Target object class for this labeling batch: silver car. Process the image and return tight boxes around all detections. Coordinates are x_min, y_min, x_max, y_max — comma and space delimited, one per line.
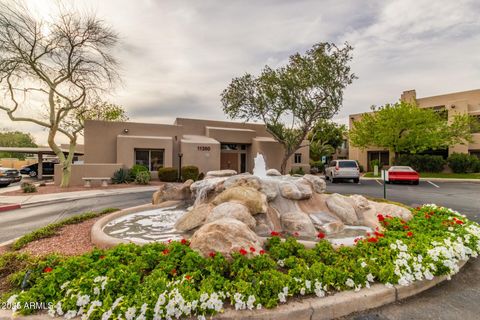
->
0, 167, 22, 187
325, 160, 360, 183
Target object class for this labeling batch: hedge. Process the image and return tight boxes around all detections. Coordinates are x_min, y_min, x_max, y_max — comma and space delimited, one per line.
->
158, 167, 178, 182
447, 153, 480, 173
394, 154, 445, 173
181, 165, 199, 182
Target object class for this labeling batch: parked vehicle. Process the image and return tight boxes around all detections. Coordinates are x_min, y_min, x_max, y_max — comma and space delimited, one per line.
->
385, 166, 419, 185
0, 167, 22, 187
325, 160, 360, 183
20, 162, 55, 177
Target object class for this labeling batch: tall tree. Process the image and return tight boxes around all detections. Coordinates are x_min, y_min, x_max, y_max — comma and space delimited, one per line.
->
0, 1, 121, 186
308, 120, 347, 161
0, 130, 36, 159
349, 101, 473, 163
221, 42, 355, 173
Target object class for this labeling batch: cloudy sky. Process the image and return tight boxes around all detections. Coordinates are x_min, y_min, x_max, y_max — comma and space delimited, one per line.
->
2, 0, 480, 144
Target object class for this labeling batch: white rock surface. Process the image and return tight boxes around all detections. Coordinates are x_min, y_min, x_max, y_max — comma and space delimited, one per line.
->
206, 202, 256, 229
174, 203, 213, 232
280, 211, 317, 237
325, 193, 359, 225
279, 180, 313, 200
301, 174, 326, 194
266, 169, 282, 176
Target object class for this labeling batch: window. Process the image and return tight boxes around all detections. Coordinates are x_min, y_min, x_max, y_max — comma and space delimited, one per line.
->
339, 161, 358, 168
135, 149, 164, 171
294, 153, 302, 164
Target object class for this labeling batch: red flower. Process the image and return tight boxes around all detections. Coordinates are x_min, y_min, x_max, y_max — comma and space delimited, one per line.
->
400, 220, 406, 225
99, 255, 106, 260
407, 231, 414, 237
403, 225, 409, 230
162, 249, 170, 255
43, 267, 53, 273
354, 238, 360, 243
171, 269, 177, 276
293, 232, 299, 237
367, 237, 378, 243
167, 239, 172, 243
270, 231, 280, 236
208, 251, 216, 258
383, 221, 389, 226
185, 274, 192, 281
259, 249, 266, 255
249, 246, 256, 252
377, 214, 385, 222
374, 231, 384, 238
455, 219, 464, 225
180, 238, 188, 245
239, 248, 248, 256
317, 232, 326, 239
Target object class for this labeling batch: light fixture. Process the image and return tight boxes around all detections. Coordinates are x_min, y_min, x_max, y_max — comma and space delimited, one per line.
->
123, 128, 129, 134
451, 105, 456, 109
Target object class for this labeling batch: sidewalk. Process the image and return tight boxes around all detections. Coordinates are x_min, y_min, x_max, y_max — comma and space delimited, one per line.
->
0, 185, 158, 209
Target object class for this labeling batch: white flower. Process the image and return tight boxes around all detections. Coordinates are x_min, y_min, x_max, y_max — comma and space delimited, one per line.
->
448, 227, 454, 231
246, 295, 256, 310
6, 294, 18, 305
94, 287, 100, 295
305, 280, 311, 290
390, 243, 397, 250
125, 307, 136, 320
277, 259, 285, 267
366, 273, 375, 282
278, 292, 286, 303
385, 282, 393, 288
76, 294, 90, 307
256, 303, 262, 309
60, 281, 70, 290
300, 288, 306, 295
65, 310, 77, 319
345, 278, 355, 288
360, 261, 367, 268
198, 315, 206, 320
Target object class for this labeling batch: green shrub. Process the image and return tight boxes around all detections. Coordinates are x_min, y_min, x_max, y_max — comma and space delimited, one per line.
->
447, 153, 480, 173
128, 164, 149, 181
21, 182, 37, 193
181, 165, 199, 182
369, 159, 380, 171
289, 167, 305, 175
309, 160, 324, 174
158, 167, 178, 182
395, 154, 445, 172
134, 171, 151, 185
112, 168, 130, 184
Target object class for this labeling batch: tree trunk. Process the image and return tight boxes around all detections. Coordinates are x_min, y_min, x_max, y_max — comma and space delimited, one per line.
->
60, 141, 76, 188
280, 151, 294, 175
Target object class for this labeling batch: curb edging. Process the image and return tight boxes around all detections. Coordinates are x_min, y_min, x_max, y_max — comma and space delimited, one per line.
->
0, 203, 21, 212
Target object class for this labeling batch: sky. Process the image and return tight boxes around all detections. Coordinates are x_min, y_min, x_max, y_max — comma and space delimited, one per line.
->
1, 0, 480, 145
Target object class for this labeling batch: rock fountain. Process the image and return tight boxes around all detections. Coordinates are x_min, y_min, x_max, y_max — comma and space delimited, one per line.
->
102, 154, 412, 258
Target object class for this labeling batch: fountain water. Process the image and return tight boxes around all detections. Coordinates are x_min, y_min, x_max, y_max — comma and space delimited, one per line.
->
252, 153, 267, 178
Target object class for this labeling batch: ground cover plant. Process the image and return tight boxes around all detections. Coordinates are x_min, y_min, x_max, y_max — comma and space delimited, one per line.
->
3, 205, 479, 319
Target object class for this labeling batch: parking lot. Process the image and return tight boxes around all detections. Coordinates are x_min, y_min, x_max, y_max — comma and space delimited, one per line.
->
326, 178, 480, 222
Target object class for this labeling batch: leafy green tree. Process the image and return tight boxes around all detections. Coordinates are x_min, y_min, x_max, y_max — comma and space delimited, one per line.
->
221, 42, 355, 173
308, 120, 347, 161
0, 130, 37, 159
349, 101, 473, 164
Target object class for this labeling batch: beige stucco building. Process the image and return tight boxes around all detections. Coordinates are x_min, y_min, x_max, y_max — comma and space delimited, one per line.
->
57, 118, 309, 186
349, 89, 480, 171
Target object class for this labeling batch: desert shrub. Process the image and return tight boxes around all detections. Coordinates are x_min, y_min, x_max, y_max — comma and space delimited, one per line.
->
369, 159, 380, 172
128, 164, 149, 181
289, 167, 305, 175
111, 168, 130, 184
309, 160, 324, 174
395, 154, 445, 172
21, 182, 37, 193
181, 165, 199, 182
158, 167, 178, 182
447, 153, 480, 173
134, 171, 151, 185
358, 164, 365, 173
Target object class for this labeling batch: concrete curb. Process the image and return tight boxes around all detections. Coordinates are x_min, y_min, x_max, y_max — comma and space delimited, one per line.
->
91, 201, 184, 249
0, 261, 468, 320
0, 203, 21, 212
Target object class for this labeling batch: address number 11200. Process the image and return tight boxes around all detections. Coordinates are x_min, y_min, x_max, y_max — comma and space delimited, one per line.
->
197, 146, 211, 151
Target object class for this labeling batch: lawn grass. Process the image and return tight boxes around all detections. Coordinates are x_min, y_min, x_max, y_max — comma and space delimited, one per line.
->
363, 172, 480, 179
11, 208, 119, 250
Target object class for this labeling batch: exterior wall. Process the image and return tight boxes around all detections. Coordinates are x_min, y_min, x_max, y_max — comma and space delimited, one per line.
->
116, 135, 173, 168
206, 126, 256, 144
175, 118, 270, 136
251, 138, 310, 173
348, 89, 480, 169
54, 163, 123, 186
180, 137, 221, 174
0, 158, 37, 169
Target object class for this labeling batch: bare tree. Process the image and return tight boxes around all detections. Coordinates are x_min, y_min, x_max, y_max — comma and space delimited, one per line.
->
0, 1, 121, 186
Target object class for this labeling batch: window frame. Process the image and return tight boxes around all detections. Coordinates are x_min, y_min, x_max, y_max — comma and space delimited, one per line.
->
294, 153, 302, 164
134, 148, 165, 171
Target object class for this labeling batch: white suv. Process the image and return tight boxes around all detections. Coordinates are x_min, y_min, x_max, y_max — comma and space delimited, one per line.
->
325, 160, 360, 183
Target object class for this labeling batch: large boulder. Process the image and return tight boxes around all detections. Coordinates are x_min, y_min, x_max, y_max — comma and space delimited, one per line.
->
266, 169, 282, 176
254, 207, 282, 236
301, 174, 326, 194
189, 218, 263, 259
346, 195, 371, 214
174, 203, 213, 232
190, 178, 227, 204
206, 202, 256, 229
152, 180, 193, 204
308, 211, 345, 234
325, 193, 359, 225
223, 175, 261, 190
280, 211, 317, 238
371, 202, 413, 221
212, 186, 268, 214
279, 180, 313, 200
205, 170, 237, 179
259, 179, 279, 201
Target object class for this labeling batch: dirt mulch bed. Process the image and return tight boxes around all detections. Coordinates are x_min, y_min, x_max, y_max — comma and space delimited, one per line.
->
1, 180, 164, 196
17, 217, 102, 257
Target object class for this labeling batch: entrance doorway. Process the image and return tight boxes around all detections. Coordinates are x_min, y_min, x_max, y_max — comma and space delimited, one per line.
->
220, 144, 248, 173
367, 151, 389, 171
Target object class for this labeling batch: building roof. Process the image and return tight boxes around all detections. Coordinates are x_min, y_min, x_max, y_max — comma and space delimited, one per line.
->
0, 147, 84, 155
181, 135, 220, 144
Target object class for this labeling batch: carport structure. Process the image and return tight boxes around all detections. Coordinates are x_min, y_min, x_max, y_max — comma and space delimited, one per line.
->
0, 147, 84, 179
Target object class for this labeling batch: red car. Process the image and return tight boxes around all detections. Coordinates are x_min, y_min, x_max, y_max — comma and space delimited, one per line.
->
386, 166, 419, 185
